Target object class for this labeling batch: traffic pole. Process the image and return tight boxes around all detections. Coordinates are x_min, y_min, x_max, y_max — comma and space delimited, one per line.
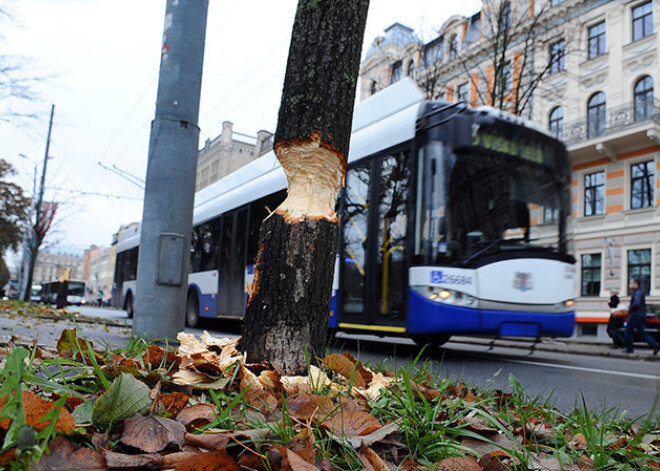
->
133, 0, 209, 339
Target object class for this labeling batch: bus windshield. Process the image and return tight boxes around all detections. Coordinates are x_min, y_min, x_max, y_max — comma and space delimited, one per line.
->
415, 140, 570, 265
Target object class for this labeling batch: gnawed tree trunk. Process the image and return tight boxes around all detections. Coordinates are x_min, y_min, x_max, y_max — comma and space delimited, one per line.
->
241, 0, 369, 375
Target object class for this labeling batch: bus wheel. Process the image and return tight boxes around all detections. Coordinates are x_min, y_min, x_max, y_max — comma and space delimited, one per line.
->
412, 335, 450, 350
186, 293, 199, 328
125, 292, 134, 319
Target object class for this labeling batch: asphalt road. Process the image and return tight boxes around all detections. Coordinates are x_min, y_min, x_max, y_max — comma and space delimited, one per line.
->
74, 305, 660, 420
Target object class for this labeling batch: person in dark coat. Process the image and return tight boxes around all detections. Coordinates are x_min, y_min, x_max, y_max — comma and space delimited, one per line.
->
606, 290, 624, 348
624, 278, 660, 355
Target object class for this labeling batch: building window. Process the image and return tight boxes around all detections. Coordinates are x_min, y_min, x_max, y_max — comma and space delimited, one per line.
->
550, 39, 566, 74
587, 92, 606, 138
634, 75, 654, 122
581, 253, 601, 296
500, 2, 512, 30
631, 160, 654, 209
424, 38, 444, 65
449, 35, 458, 60
370, 81, 377, 96
407, 60, 415, 77
549, 106, 564, 140
628, 249, 652, 295
390, 61, 402, 85
588, 21, 606, 59
633, 1, 653, 42
544, 206, 558, 223
584, 171, 605, 216
457, 82, 469, 103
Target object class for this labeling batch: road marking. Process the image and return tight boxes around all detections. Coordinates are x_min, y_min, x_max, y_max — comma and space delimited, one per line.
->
505, 358, 660, 381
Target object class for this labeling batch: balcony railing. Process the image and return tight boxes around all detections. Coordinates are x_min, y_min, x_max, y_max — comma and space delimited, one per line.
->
563, 98, 660, 146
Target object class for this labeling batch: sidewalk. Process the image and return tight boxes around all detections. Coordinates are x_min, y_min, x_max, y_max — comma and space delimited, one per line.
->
450, 335, 660, 361
1, 302, 659, 360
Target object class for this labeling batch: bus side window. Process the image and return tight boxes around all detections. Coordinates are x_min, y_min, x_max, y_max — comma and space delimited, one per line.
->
247, 190, 287, 265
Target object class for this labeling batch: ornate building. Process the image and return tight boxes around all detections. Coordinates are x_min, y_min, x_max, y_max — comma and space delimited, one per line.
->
196, 121, 273, 191
360, 0, 659, 338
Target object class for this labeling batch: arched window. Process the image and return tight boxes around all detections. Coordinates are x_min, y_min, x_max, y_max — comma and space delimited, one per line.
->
634, 75, 654, 121
449, 35, 458, 60
549, 106, 564, 140
407, 60, 415, 78
370, 81, 377, 96
501, 2, 512, 30
587, 92, 606, 139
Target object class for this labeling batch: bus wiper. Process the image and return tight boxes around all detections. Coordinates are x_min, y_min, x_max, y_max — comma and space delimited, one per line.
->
461, 238, 503, 266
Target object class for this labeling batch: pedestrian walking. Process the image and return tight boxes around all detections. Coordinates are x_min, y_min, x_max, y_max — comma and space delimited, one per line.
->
624, 278, 660, 355
606, 290, 624, 348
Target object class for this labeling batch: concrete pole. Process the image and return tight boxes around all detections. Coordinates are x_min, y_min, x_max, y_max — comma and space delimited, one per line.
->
133, 0, 209, 339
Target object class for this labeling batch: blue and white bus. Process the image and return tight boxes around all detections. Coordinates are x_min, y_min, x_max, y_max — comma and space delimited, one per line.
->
114, 78, 576, 344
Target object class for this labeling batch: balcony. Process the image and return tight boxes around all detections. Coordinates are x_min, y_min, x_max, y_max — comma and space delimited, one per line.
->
564, 99, 660, 162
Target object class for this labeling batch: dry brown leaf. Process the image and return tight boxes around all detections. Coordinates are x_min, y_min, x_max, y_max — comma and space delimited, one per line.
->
239, 363, 278, 409
239, 452, 269, 471
577, 456, 596, 470
323, 410, 382, 437
184, 431, 231, 450
463, 417, 499, 435
525, 421, 555, 441
478, 450, 513, 471
358, 446, 389, 471
569, 432, 587, 449
287, 394, 335, 422
322, 353, 370, 388
104, 450, 198, 469
0, 447, 15, 467
532, 452, 580, 471
176, 403, 218, 431
120, 413, 186, 453
177, 332, 209, 355
32, 437, 106, 471
142, 345, 180, 370
174, 447, 241, 471
288, 428, 316, 464
0, 390, 75, 433
160, 391, 190, 415
435, 456, 482, 471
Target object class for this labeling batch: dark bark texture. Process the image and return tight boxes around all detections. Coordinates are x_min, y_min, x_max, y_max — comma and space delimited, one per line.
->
241, 0, 369, 375
242, 213, 338, 373
274, 0, 370, 156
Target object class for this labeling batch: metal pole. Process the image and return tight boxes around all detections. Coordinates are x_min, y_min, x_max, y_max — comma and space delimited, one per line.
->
18, 160, 37, 301
23, 104, 54, 301
133, 0, 209, 339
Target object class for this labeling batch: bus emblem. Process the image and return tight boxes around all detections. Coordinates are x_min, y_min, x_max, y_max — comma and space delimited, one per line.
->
513, 272, 533, 291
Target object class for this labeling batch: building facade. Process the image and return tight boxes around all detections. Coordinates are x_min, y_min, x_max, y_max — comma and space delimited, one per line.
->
32, 251, 84, 286
196, 121, 273, 191
83, 245, 113, 304
359, 0, 659, 338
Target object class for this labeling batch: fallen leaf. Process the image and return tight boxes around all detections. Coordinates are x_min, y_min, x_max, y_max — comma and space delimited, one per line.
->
323, 410, 381, 437
478, 450, 512, 471
322, 353, 371, 388
0, 448, 15, 467
160, 391, 190, 415
435, 456, 482, 471
532, 452, 580, 471
32, 437, 106, 471
174, 447, 241, 471
120, 413, 186, 453
569, 433, 587, 449
185, 432, 231, 450
287, 394, 335, 422
239, 452, 269, 471
328, 420, 400, 449
288, 428, 315, 464
104, 450, 198, 469
358, 446, 389, 471
176, 403, 218, 431
72, 400, 96, 425
92, 373, 152, 425
0, 390, 75, 433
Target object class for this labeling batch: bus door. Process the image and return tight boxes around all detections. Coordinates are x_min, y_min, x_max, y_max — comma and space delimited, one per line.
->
339, 151, 410, 329
218, 207, 248, 318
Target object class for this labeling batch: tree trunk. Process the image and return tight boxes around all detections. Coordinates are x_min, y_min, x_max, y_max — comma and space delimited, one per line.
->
241, 0, 369, 375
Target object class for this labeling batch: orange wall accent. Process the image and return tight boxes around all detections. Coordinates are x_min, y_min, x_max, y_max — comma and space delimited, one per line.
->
572, 195, 578, 203
470, 73, 479, 107
606, 204, 624, 214
530, 217, 538, 226
447, 85, 455, 102
529, 0, 534, 17
617, 146, 660, 161
572, 179, 578, 187
607, 170, 624, 180
462, 22, 468, 41
606, 187, 623, 196
512, 52, 522, 107
572, 158, 611, 171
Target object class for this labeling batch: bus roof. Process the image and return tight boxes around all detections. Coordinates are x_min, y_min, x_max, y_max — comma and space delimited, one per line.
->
193, 78, 425, 225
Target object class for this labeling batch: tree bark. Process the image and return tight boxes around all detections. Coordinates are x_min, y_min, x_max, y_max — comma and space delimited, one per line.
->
242, 0, 369, 375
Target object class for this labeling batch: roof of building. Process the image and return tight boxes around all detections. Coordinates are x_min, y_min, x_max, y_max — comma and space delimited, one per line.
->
365, 23, 416, 60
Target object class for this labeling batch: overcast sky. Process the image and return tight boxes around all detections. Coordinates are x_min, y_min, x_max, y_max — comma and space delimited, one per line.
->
0, 0, 478, 262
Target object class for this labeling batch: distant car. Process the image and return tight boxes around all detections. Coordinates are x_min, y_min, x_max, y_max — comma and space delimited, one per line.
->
614, 303, 660, 344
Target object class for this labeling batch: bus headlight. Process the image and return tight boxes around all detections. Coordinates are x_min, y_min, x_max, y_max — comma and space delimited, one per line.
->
413, 286, 478, 308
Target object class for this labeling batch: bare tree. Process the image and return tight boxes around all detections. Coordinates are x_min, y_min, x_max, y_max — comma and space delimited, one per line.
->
242, 0, 370, 375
